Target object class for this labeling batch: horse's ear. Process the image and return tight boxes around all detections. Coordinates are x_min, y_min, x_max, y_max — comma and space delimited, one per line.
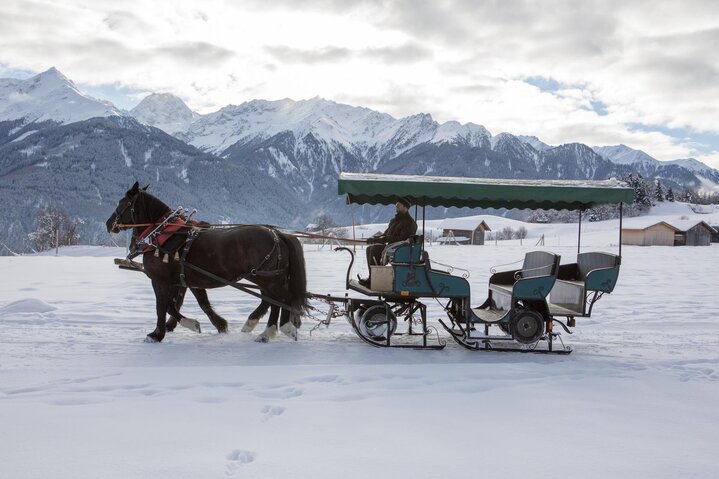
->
142, 184, 149, 191
129, 181, 139, 195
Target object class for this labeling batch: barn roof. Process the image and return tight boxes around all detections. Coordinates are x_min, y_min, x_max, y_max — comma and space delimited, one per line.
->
440, 218, 491, 231
671, 220, 718, 233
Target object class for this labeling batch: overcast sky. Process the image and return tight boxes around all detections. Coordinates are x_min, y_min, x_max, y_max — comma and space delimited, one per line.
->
1, 0, 718, 167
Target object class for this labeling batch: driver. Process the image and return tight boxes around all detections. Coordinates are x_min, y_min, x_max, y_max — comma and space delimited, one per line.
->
359, 197, 417, 286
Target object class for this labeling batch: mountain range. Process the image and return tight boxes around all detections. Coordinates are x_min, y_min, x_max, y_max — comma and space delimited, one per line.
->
1, 67, 718, 253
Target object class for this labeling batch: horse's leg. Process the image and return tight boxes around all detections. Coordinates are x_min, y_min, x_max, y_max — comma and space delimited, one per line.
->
165, 286, 184, 332
166, 287, 202, 334
241, 299, 270, 333
147, 279, 172, 343
256, 305, 279, 342
190, 288, 228, 333
279, 308, 298, 340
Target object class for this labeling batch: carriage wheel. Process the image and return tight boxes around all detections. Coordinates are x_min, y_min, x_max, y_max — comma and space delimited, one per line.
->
359, 305, 398, 341
511, 310, 544, 344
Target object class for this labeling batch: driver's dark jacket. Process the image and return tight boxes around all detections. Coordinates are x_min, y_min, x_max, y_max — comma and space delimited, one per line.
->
371, 212, 417, 245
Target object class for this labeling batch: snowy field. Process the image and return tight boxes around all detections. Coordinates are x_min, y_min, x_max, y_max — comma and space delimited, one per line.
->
2, 205, 719, 478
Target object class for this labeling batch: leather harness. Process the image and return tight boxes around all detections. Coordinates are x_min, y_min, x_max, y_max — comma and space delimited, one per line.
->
129, 212, 287, 289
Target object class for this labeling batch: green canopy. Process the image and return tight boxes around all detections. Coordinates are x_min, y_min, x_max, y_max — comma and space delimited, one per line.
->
338, 173, 634, 210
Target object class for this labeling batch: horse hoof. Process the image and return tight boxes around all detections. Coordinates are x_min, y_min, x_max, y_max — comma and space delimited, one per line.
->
144, 334, 162, 343
179, 317, 202, 333
280, 322, 298, 341
255, 325, 277, 343
241, 318, 260, 333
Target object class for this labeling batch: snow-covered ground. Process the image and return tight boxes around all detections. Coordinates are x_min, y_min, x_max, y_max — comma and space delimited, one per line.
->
2, 203, 719, 478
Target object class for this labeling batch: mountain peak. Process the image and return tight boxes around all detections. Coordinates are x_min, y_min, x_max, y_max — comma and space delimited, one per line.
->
38, 66, 72, 82
517, 135, 551, 152
0, 67, 122, 124
593, 144, 658, 166
130, 93, 199, 135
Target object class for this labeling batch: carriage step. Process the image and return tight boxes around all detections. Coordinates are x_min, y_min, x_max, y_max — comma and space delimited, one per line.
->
470, 307, 507, 323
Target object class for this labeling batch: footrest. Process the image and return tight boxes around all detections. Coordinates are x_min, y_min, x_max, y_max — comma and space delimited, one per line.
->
471, 307, 508, 323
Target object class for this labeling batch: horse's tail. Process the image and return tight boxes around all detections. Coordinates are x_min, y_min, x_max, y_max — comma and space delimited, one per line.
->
279, 232, 309, 325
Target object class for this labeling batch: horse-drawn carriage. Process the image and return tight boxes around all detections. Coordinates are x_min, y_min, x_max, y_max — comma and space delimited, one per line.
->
109, 172, 632, 353
310, 173, 633, 354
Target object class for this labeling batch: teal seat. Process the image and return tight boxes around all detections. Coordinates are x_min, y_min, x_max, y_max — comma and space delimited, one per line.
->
383, 235, 423, 264
549, 252, 621, 317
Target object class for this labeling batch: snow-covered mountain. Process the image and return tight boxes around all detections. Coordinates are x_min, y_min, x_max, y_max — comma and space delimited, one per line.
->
665, 158, 716, 174
2, 67, 719, 253
130, 93, 200, 135
592, 144, 659, 167
0, 115, 301, 250
592, 144, 719, 187
0, 67, 123, 125
181, 98, 490, 160
517, 135, 552, 152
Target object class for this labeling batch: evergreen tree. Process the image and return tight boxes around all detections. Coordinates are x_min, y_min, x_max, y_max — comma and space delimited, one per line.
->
621, 172, 652, 211
666, 186, 675, 202
654, 178, 665, 202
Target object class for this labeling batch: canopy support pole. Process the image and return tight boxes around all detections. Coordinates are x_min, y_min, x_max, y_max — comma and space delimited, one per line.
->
619, 202, 623, 259
422, 206, 426, 252
349, 195, 357, 255
577, 209, 583, 255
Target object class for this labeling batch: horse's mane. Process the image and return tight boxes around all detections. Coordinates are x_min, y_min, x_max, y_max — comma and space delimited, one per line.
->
138, 190, 171, 222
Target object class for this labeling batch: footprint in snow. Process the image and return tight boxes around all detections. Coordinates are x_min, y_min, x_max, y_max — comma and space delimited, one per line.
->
260, 405, 285, 422
225, 450, 256, 476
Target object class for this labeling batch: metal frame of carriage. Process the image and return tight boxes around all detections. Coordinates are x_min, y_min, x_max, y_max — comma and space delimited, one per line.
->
309, 172, 633, 354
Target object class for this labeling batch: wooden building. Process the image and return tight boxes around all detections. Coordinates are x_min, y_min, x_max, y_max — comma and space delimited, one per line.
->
622, 219, 717, 246
672, 220, 716, 246
621, 221, 678, 246
439, 218, 491, 245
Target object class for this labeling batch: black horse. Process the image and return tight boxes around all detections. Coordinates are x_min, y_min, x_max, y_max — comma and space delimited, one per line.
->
106, 182, 309, 343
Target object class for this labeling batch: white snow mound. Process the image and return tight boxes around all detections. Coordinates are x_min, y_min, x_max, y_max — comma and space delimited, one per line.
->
0, 298, 58, 314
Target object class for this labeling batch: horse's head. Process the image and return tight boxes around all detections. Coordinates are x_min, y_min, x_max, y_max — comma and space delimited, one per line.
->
106, 181, 148, 233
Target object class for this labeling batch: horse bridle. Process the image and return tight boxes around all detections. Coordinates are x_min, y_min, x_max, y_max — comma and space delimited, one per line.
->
111, 192, 141, 232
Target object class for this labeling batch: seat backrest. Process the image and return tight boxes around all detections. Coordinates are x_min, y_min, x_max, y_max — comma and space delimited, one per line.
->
577, 252, 620, 280
521, 251, 560, 278
384, 235, 423, 264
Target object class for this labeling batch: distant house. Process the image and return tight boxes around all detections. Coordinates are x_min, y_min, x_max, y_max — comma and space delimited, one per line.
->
622, 219, 717, 246
439, 218, 491, 245
671, 220, 716, 246
622, 220, 678, 246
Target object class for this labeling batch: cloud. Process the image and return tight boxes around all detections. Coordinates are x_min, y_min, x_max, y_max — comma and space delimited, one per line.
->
1, 0, 718, 164
265, 43, 430, 65
103, 11, 149, 33
8, 91, 32, 103
154, 42, 234, 65
265, 46, 352, 64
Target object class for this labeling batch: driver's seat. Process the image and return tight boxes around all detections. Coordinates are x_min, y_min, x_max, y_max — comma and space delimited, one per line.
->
381, 235, 424, 265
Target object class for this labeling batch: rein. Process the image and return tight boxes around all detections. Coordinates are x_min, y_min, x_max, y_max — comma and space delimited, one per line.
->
115, 221, 367, 244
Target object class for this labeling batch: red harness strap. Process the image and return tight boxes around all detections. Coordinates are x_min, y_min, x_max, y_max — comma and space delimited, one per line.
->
138, 217, 198, 253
